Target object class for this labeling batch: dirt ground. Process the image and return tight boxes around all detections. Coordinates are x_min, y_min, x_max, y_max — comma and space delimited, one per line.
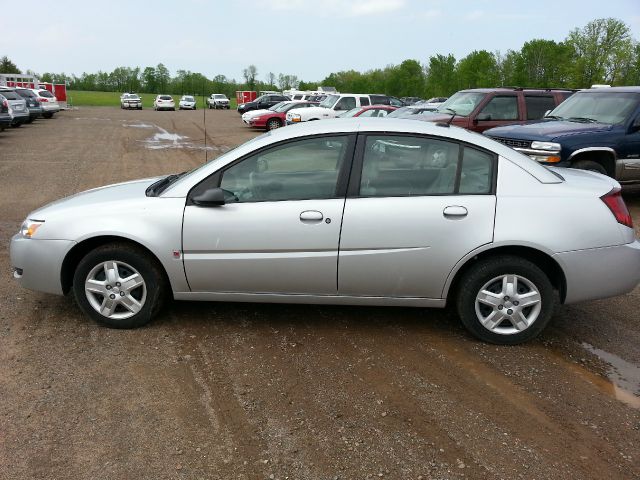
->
0, 107, 639, 480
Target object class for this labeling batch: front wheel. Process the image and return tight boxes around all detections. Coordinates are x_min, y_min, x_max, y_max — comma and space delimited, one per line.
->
572, 160, 607, 176
456, 255, 554, 344
266, 118, 282, 130
73, 243, 167, 329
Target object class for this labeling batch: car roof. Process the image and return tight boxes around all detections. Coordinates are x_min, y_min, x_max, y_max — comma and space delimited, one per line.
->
458, 87, 575, 93
578, 86, 640, 94
164, 118, 559, 197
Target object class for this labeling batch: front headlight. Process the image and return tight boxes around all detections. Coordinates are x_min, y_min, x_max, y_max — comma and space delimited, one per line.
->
531, 141, 561, 152
291, 114, 301, 122
20, 219, 44, 238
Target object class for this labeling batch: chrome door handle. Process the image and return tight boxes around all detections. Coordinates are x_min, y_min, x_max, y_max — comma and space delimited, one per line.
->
443, 206, 468, 218
300, 210, 324, 222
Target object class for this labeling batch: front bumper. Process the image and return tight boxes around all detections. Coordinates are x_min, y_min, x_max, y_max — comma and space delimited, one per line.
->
123, 103, 142, 109
556, 240, 640, 304
10, 235, 75, 296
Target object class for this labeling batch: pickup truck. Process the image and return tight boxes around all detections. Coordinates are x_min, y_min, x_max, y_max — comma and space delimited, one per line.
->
286, 93, 373, 124
484, 87, 640, 183
207, 94, 230, 109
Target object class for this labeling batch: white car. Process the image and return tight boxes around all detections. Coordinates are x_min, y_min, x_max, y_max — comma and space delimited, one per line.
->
120, 93, 142, 110
30, 89, 60, 118
206, 94, 230, 109
179, 95, 197, 110
153, 95, 175, 111
286, 94, 371, 124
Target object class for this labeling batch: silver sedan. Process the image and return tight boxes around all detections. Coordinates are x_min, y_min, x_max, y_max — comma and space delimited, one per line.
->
10, 119, 640, 344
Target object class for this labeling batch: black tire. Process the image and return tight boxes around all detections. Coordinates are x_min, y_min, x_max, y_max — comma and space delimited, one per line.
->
266, 118, 282, 130
456, 255, 555, 345
72, 243, 167, 329
572, 160, 607, 176
11, 122, 22, 128
42, 112, 53, 119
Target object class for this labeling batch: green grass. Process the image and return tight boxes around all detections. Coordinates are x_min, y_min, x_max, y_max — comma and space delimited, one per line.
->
67, 90, 237, 109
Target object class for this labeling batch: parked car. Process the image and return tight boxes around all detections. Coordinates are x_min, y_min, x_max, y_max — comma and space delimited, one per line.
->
120, 93, 142, 110
237, 94, 290, 114
207, 94, 230, 109
419, 88, 574, 133
153, 95, 175, 111
416, 97, 448, 110
0, 93, 11, 131
0, 88, 29, 127
241, 102, 288, 125
179, 95, 197, 110
247, 101, 318, 130
387, 105, 441, 119
401, 97, 423, 105
286, 93, 373, 124
30, 89, 60, 118
338, 105, 397, 118
484, 86, 640, 183
15, 88, 43, 122
10, 119, 640, 344
369, 94, 405, 107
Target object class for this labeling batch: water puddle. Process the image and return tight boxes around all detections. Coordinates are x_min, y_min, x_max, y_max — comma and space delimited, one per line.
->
581, 343, 640, 409
140, 126, 219, 151
123, 122, 154, 129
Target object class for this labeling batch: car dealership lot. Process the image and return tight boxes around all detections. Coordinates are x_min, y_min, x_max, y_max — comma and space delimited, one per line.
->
1, 108, 639, 479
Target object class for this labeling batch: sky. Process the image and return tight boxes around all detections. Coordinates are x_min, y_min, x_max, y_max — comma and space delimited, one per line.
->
1, 0, 639, 82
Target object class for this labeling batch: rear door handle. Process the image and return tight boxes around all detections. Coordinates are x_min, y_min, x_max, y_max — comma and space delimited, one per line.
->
300, 210, 324, 222
443, 205, 468, 218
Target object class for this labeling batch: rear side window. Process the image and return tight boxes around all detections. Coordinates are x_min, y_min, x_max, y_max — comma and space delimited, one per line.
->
358, 135, 495, 197
525, 95, 556, 120
360, 97, 370, 106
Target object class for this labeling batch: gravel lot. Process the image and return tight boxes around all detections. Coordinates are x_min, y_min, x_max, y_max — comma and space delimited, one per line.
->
0, 107, 639, 480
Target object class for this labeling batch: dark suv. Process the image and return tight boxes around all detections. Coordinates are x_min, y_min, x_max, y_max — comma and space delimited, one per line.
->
484, 87, 640, 183
420, 87, 574, 133
237, 94, 290, 114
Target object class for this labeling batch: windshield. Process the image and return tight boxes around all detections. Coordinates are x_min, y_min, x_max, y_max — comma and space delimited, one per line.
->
340, 107, 361, 118
548, 91, 639, 125
436, 92, 485, 116
183, 96, 194, 101
39, 90, 55, 98
274, 102, 294, 112
267, 102, 286, 111
319, 95, 339, 108
214, 94, 227, 99
124, 94, 139, 99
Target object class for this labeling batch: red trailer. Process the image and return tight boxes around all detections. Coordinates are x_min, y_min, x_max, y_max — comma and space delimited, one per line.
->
0, 73, 39, 89
236, 90, 257, 105
39, 82, 67, 106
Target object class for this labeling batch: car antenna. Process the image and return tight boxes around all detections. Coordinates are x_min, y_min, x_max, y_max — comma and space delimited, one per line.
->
445, 111, 456, 126
202, 81, 207, 163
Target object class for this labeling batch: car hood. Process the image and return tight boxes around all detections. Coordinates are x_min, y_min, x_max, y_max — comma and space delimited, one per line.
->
28, 176, 163, 219
485, 120, 613, 141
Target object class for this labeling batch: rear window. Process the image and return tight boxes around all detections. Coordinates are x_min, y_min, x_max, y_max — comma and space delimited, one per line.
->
38, 90, 55, 98
16, 89, 36, 98
0, 91, 20, 100
160, 95, 172, 100
525, 95, 556, 120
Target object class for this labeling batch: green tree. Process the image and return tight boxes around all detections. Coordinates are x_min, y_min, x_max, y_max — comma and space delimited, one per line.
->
457, 50, 499, 89
156, 63, 170, 92
566, 17, 634, 86
385, 59, 425, 97
242, 65, 258, 90
425, 54, 457, 97
142, 67, 157, 93
0, 56, 20, 74
510, 40, 573, 87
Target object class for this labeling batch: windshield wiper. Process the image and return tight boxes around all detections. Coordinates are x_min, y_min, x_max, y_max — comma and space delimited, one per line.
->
567, 116, 598, 123
544, 115, 564, 120
440, 107, 457, 115
146, 172, 186, 197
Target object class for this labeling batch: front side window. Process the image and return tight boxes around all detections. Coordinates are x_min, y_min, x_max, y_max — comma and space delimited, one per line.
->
220, 136, 349, 203
335, 97, 356, 111
359, 135, 495, 197
478, 95, 519, 120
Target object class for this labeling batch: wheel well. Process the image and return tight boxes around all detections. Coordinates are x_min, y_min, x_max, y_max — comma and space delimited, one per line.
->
446, 246, 567, 306
571, 151, 616, 177
60, 236, 171, 295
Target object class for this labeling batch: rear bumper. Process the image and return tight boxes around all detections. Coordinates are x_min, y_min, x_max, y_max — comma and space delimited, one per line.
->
41, 104, 60, 113
556, 240, 640, 304
10, 235, 75, 296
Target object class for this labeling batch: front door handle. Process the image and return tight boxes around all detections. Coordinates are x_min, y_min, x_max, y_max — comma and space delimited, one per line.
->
300, 210, 324, 222
443, 205, 468, 218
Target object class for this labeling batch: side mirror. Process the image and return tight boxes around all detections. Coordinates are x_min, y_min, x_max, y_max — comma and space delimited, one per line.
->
544, 109, 552, 117
193, 188, 228, 206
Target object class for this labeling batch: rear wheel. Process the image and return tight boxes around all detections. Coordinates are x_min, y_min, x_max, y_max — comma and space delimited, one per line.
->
73, 243, 166, 329
456, 255, 554, 344
573, 160, 607, 176
43, 112, 53, 119
266, 118, 282, 130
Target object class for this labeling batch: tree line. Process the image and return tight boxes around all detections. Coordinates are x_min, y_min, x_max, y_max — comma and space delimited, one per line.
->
2, 18, 638, 99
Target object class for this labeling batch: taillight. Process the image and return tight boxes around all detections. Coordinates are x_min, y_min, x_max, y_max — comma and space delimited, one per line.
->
601, 188, 633, 228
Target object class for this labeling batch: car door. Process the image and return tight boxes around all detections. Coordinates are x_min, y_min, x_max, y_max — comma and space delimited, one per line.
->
338, 134, 496, 299
182, 134, 355, 295
619, 113, 640, 182
471, 94, 521, 132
